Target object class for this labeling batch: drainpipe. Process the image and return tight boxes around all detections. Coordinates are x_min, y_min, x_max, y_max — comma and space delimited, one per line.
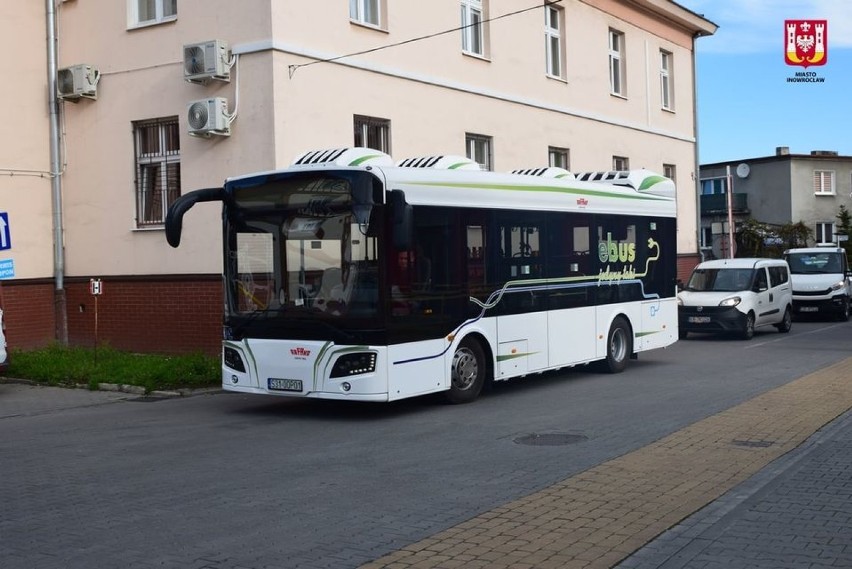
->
691, 31, 704, 264
46, 0, 68, 345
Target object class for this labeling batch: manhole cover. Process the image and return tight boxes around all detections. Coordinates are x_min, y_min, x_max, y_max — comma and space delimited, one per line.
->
731, 439, 776, 448
513, 433, 588, 446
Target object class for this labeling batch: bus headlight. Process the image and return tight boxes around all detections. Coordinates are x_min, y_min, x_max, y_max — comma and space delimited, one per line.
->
223, 346, 246, 372
331, 352, 377, 378
719, 296, 741, 307
830, 280, 846, 291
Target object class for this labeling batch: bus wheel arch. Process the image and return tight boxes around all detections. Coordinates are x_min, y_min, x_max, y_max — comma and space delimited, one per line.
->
603, 315, 633, 374
445, 333, 491, 404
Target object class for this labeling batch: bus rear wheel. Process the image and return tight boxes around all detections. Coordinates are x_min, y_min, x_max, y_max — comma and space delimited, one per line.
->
603, 317, 632, 374
446, 338, 486, 404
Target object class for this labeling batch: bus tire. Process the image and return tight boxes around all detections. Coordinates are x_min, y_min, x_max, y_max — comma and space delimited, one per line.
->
446, 338, 486, 404
603, 317, 632, 374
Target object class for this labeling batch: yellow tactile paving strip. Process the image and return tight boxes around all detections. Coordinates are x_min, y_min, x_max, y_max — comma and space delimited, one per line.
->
362, 357, 852, 569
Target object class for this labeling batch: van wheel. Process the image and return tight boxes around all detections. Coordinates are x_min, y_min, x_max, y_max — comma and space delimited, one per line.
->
837, 298, 850, 322
740, 312, 755, 340
775, 307, 792, 333
679, 329, 688, 340
603, 317, 632, 373
446, 338, 486, 404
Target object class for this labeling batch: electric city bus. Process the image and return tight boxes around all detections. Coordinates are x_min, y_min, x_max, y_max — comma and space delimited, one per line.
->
166, 147, 678, 403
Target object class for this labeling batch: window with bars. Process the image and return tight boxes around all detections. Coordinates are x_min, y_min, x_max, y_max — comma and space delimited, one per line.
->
663, 163, 676, 180
128, 0, 176, 27
466, 133, 492, 171
660, 50, 674, 110
545, 5, 564, 79
548, 147, 570, 170
133, 117, 181, 227
354, 115, 391, 153
816, 222, 834, 244
609, 29, 626, 96
461, 0, 487, 57
613, 156, 629, 170
814, 170, 835, 194
349, 0, 382, 28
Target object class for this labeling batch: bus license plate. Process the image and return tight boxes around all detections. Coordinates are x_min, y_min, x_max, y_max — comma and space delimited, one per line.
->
268, 378, 303, 392
688, 316, 710, 324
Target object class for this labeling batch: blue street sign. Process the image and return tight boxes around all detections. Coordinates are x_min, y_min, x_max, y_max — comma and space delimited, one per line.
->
0, 212, 10, 251
0, 258, 14, 279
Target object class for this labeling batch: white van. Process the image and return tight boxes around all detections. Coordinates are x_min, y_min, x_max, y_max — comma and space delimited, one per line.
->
0, 307, 7, 373
783, 246, 851, 321
678, 258, 793, 340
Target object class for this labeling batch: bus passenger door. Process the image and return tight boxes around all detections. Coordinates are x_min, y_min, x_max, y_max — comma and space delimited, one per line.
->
493, 216, 549, 378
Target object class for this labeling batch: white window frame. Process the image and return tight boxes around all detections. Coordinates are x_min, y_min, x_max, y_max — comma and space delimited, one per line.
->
461, 0, 487, 57
814, 170, 835, 195
660, 50, 674, 110
545, 5, 564, 79
349, 0, 382, 29
133, 117, 181, 228
127, 0, 177, 29
700, 177, 727, 195
613, 156, 629, 171
548, 146, 570, 170
466, 133, 492, 171
354, 115, 391, 153
609, 29, 626, 96
816, 222, 835, 244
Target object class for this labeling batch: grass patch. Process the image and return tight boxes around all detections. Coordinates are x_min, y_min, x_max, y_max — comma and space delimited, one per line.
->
7, 344, 220, 393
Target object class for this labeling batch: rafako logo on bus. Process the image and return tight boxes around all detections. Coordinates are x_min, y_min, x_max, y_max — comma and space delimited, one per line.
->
290, 347, 311, 358
598, 232, 637, 282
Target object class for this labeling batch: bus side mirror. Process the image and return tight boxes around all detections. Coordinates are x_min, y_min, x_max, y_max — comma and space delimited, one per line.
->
389, 189, 412, 250
165, 187, 225, 247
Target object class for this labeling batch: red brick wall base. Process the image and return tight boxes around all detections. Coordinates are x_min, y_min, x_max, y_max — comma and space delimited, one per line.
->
1, 275, 222, 356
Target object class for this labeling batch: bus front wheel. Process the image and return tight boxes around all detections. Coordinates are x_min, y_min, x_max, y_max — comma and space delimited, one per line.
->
603, 317, 632, 374
446, 338, 486, 404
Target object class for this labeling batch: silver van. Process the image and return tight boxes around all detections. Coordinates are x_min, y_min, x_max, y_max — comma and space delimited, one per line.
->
678, 258, 793, 340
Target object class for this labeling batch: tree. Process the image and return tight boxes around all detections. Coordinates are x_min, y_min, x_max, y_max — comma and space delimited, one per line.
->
836, 205, 852, 257
736, 219, 811, 258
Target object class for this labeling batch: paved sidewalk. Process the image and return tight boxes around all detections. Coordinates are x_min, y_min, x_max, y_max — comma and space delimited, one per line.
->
0, 380, 130, 419
361, 357, 852, 568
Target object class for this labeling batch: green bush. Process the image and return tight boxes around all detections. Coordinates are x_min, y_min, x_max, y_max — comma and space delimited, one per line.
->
7, 344, 220, 393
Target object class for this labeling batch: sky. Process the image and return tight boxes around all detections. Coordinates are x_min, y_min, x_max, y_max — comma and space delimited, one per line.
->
674, 0, 852, 164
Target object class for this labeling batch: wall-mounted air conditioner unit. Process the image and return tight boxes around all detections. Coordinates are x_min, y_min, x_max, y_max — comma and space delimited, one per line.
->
187, 97, 231, 137
183, 40, 230, 84
57, 64, 99, 101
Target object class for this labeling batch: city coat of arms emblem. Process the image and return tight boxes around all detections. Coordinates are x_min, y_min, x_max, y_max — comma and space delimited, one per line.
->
785, 20, 827, 67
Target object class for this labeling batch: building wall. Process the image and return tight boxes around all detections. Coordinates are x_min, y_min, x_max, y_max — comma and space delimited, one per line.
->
790, 158, 852, 241
3, 0, 714, 353
700, 152, 852, 251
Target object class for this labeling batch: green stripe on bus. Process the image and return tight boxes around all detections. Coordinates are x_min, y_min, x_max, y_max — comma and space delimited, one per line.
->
496, 352, 537, 362
408, 181, 666, 201
638, 176, 668, 191
348, 155, 383, 166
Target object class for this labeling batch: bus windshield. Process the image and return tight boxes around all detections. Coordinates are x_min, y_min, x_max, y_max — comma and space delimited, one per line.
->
224, 173, 381, 331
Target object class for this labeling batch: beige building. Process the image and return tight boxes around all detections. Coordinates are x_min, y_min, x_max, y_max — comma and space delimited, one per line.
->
0, 0, 715, 353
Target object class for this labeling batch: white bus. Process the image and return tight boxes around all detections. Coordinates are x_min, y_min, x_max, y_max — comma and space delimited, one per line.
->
166, 148, 678, 403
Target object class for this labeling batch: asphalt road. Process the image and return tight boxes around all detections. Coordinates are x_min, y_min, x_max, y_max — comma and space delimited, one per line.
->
2, 319, 851, 569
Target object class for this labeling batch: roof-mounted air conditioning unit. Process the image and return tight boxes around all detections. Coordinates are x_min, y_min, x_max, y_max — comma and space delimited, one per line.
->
183, 40, 230, 84
187, 97, 231, 138
57, 64, 99, 101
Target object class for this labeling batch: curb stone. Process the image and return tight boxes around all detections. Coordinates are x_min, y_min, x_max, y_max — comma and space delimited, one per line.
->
1, 376, 222, 398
